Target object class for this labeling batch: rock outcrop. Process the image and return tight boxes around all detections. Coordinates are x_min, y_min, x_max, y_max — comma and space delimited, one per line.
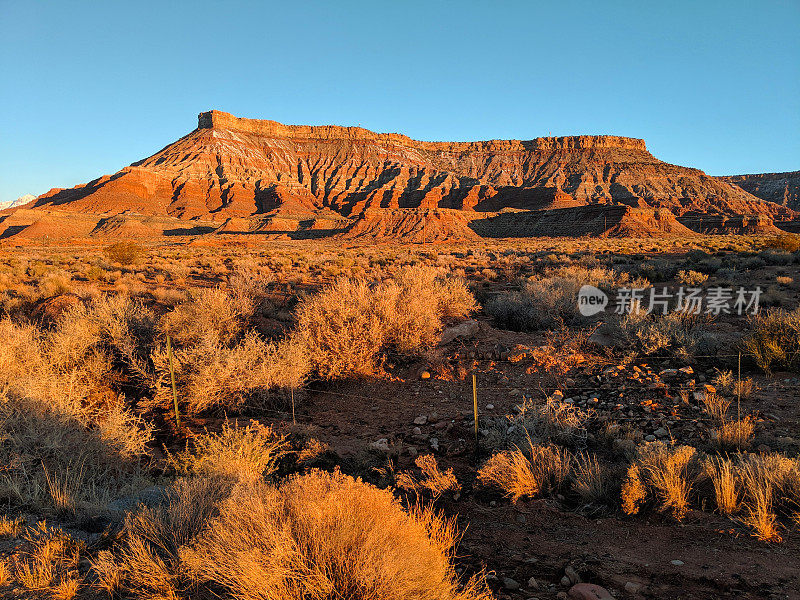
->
720, 171, 800, 212
9, 111, 796, 241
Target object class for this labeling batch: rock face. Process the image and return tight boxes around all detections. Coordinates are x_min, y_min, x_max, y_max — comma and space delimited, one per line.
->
721, 171, 800, 211
10, 110, 797, 240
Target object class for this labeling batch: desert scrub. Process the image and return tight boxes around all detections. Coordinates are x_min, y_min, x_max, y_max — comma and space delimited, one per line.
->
102, 471, 490, 600
478, 441, 571, 501
104, 241, 145, 266
616, 307, 714, 358
294, 266, 474, 379
483, 394, 593, 450
167, 420, 288, 484
396, 454, 460, 500
620, 441, 700, 520
742, 307, 800, 373
485, 265, 646, 331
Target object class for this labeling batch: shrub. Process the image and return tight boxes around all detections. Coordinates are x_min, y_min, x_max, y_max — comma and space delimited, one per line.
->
93, 477, 232, 600
742, 308, 800, 373
182, 471, 490, 600
294, 266, 474, 379
677, 269, 709, 285
168, 420, 288, 484
478, 441, 571, 501
104, 241, 144, 266
616, 307, 710, 358
396, 455, 461, 500
762, 234, 800, 252
485, 265, 644, 332
621, 442, 699, 520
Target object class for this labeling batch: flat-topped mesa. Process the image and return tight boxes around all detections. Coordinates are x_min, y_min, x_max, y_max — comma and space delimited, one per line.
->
196, 110, 647, 152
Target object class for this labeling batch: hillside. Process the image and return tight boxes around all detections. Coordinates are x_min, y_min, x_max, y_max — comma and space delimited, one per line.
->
720, 170, 800, 212
7, 111, 797, 240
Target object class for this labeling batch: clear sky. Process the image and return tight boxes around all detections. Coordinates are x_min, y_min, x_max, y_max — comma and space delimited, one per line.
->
1, 0, 798, 204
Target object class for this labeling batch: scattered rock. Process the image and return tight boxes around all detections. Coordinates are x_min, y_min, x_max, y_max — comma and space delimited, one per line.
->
104, 485, 167, 522
568, 583, 614, 600
438, 319, 480, 346
624, 581, 642, 594
369, 438, 390, 452
564, 565, 581, 585
503, 577, 521, 590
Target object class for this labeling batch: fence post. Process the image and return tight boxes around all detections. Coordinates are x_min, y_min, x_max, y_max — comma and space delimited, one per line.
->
737, 352, 742, 421
472, 372, 479, 457
167, 335, 180, 429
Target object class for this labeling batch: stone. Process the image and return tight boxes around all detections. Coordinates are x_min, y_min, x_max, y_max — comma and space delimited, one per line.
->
670, 559, 684, 566
561, 576, 572, 587
624, 581, 642, 594
413, 416, 428, 425
412, 426, 422, 435
644, 434, 656, 442
568, 583, 614, 600
503, 577, 521, 590
564, 565, 581, 585
104, 485, 167, 522
438, 319, 480, 346
653, 427, 669, 438
369, 439, 390, 452
486, 404, 495, 410
527, 577, 540, 589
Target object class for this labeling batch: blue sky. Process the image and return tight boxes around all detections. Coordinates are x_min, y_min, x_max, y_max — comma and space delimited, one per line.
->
1, 0, 798, 203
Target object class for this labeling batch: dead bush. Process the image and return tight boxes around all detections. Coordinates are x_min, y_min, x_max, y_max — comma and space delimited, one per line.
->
182, 470, 490, 600
294, 266, 474, 379
104, 242, 144, 266
742, 307, 800, 373
396, 455, 461, 500
478, 441, 571, 501
621, 442, 699, 520
168, 420, 288, 484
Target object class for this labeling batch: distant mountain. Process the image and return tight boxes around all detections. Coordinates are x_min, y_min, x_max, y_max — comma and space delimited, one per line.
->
720, 171, 800, 212
7, 111, 797, 240
0, 194, 35, 211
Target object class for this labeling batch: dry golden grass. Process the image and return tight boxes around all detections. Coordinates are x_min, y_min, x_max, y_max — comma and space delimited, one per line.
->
295, 266, 474, 379
713, 415, 756, 450
168, 420, 288, 484
478, 441, 571, 501
738, 458, 782, 542
182, 470, 489, 600
621, 442, 698, 520
13, 522, 83, 592
0, 515, 23, 538
621, 464, 648, 516
396, 454, 461, 500
573, 453, 612, 504
701, 393, 731, 423
704, 457, 740, 515
93, 477, 232, 600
